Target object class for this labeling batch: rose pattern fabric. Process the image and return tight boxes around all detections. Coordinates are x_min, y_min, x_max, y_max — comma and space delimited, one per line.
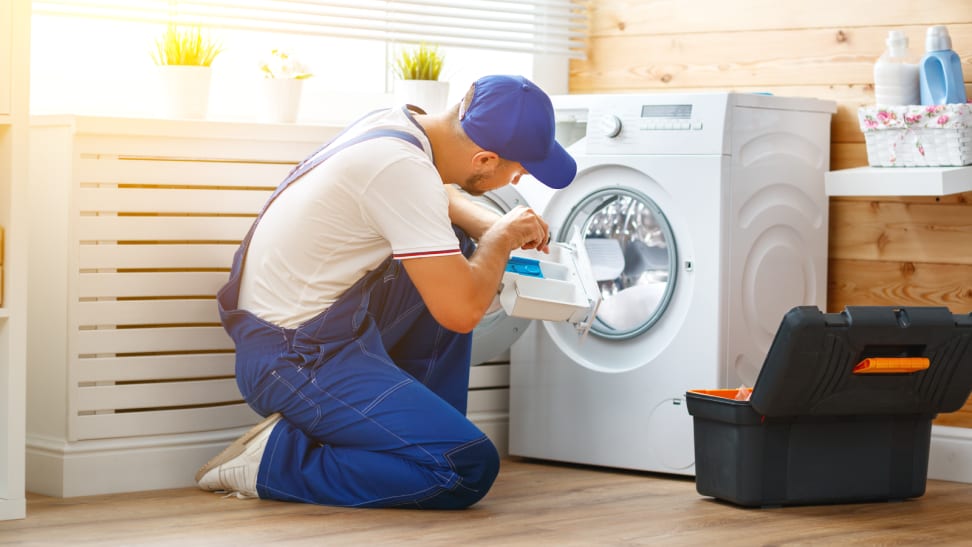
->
859, 104, 970, 131
858, 103, 972, 165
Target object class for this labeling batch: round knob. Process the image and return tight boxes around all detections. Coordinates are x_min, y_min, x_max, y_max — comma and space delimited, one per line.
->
600, 115, 622, 138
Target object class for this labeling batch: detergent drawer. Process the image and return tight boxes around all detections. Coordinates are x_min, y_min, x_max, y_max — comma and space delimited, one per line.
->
499, 228, 600, 332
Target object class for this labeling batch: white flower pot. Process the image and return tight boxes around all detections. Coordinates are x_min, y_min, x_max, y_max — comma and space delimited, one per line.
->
394, 79, 450, 115
157, 65, 212, 120
259, 78, 305, 123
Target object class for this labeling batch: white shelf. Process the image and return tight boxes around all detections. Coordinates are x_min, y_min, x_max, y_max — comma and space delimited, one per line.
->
825, 165, 972, 197
0, 308, 9, 319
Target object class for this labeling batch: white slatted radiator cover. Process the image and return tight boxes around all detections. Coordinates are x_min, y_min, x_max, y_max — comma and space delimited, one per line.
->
68, 119, 322, 442
26, 116, 511, 496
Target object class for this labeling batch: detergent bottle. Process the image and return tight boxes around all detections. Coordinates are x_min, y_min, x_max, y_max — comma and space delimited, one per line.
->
873, 30, 920, 106
919, 25, 967, 105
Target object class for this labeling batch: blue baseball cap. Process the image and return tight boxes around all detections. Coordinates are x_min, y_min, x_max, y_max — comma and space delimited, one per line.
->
461, 75, 576, 189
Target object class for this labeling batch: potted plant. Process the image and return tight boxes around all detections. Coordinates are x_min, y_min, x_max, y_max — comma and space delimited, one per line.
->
258, 49, 313, 123
152, 24, 224, 119
392, 43, 449, 114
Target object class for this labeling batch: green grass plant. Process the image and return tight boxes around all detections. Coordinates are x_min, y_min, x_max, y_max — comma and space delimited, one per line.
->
392, 43, 445, 81
152, 24, 223, 67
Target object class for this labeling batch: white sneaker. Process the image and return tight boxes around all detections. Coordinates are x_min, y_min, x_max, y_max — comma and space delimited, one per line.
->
195, 413, 282, 499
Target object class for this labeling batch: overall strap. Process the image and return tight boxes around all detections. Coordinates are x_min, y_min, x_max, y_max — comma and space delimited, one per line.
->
241, 127, 423, 254
284, 108, 383, 181
218, 124, 425, 314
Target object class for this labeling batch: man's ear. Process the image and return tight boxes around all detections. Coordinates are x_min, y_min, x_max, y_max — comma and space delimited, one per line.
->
471, 150, 500, 172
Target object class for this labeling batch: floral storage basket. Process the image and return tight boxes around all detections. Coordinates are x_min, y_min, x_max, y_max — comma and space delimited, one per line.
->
858, 103, 972, 167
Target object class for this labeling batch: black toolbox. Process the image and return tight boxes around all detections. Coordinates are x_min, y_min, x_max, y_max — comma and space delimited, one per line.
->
686, 306, 972, 507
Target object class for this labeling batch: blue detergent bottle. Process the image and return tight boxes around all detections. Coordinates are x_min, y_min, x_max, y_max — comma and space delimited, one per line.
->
919, 25, 967, 105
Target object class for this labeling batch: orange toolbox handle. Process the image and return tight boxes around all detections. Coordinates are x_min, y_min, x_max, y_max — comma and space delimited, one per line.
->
853, 357, 930, 374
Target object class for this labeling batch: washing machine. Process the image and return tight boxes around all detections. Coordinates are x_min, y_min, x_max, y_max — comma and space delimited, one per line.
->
507, 92, 837, 475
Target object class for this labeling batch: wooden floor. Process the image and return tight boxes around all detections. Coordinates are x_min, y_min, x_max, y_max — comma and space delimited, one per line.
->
5, 458, 972, 546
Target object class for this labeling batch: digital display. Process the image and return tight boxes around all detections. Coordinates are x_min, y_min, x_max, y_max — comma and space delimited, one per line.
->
641, 104, 693, 119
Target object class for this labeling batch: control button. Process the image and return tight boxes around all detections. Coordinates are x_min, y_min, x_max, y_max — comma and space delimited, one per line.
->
600, 115, 623, 138
692, 120, 703, 130
678, 120, 691, 130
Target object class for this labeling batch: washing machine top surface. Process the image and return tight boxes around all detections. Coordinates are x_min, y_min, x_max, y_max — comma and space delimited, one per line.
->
550, 92, 836, 157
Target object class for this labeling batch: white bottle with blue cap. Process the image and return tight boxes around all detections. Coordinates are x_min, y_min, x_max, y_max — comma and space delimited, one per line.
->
918, 25, 967, 105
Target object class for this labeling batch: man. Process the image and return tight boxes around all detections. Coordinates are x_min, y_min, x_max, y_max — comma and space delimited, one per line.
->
196, 74, 576, 509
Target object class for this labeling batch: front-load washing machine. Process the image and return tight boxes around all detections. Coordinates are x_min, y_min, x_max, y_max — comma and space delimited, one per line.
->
508, 92, 837, 475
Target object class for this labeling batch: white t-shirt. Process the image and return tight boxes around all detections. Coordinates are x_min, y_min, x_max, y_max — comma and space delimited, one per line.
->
238, 107, 462, 328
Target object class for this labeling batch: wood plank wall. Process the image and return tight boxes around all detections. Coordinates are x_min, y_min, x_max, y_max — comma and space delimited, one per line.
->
571, 0, 972, 427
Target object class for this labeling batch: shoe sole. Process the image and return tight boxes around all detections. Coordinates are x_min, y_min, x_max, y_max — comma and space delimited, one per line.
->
194, 412, 282, 484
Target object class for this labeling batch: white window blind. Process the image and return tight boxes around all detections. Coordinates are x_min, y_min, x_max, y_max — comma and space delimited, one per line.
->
33, 0, 589, 58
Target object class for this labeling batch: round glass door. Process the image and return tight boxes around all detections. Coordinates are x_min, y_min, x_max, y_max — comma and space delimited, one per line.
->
559, 188, 677, 340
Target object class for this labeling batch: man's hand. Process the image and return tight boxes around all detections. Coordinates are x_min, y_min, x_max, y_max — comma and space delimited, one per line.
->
402, 204, 551, 333
487, 205, 551, 254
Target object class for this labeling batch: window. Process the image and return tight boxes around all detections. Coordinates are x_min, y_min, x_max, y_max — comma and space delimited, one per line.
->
31, 1, 589, 123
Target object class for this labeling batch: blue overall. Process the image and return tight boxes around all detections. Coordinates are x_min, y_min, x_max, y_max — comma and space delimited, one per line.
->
216, 118, 500, 509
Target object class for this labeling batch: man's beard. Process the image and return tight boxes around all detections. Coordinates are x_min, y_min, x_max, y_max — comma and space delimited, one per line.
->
459, 173, 489, 196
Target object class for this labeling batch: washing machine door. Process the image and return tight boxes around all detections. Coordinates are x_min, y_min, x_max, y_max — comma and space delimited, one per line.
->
544, 165, 680, 371
466, 186, 533, 365
565, 187, 676, 339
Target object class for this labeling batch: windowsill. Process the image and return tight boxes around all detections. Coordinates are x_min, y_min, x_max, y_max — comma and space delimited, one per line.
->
29, 90, 398, 129
30, 112, 346, 128
28, 114, 347, 149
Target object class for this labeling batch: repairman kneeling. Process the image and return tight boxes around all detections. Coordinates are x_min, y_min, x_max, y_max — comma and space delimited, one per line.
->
196, 75, 576, 508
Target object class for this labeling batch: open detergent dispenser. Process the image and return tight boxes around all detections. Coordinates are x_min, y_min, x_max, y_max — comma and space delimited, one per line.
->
687, 306, 972, 508
498, 228, 601, 335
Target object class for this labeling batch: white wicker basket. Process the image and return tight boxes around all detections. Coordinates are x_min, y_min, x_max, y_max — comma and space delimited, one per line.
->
859, 104, 972, 167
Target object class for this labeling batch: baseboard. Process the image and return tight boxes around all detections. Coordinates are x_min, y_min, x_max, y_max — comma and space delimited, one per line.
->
929, 425, 972, 484
26, 417, 954, 497
26, 429, 248, 497
26, 413, 510, 498
0, 497, 26, 521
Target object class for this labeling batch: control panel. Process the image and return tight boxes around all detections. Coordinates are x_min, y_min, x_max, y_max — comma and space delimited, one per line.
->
583, 93, 733, 156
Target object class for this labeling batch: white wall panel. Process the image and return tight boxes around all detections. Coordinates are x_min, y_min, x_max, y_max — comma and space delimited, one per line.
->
77, 188, 269, 214
79, 272, 228, 298
78, 244, 237, 270
78, 299, 219, 326
75, 354, 236, 383
79, 157, 291, 188
78, 216, 255, 242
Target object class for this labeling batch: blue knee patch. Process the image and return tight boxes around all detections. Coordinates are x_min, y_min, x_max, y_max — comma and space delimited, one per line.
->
439, 436, 500, 509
